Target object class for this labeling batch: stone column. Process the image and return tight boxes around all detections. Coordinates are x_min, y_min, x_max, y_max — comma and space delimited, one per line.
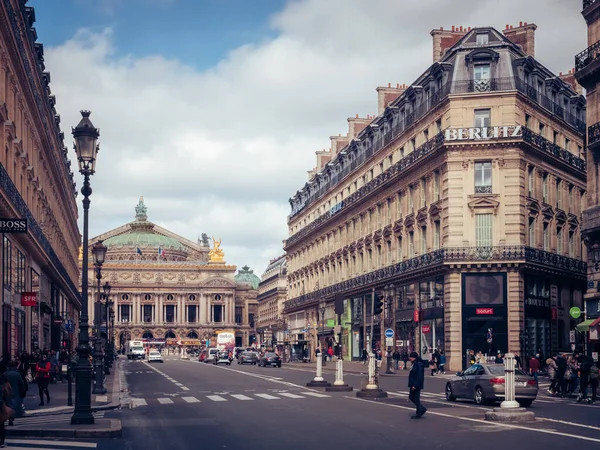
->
199, 293, 206, 324
158, 296, 164, 325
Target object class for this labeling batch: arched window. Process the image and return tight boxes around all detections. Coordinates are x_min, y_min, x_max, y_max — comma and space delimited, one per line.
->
142, 331, 153, 339
165, 330, 176, 339
187, 331, 198, 339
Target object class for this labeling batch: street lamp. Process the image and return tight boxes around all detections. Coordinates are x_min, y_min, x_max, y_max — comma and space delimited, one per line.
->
91, 240, 107, 394
384, 284, 395, 374
103, 281, 113, 374
319, 302, 326, 366
71, 110, 100, 425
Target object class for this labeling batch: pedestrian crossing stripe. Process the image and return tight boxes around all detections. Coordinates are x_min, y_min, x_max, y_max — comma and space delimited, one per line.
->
11, 411, 105, 427
6, 438, 97, 448
127, 391, 331, 407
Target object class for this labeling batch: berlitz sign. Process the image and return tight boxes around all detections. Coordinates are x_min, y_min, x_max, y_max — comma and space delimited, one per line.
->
0, 218, 27, 233
445, 125, 522, 141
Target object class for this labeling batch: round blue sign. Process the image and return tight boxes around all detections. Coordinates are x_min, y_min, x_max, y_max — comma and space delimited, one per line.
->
385, 328, 394, 338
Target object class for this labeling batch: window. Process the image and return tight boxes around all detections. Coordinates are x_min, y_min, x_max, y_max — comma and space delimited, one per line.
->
15, 249, 25, 293
556, 180, 562, 209
474, 109, 490, 128
408, 186, 414, 213
542, 174, 548, 203
408, 231, 415, 256
410, 138, 416, 151
143, 305, 153, 323
565, 138, 570, 151
120, 305, 130, 323
397, 236, 403, 261
436, 119, 442, 133
187, 305, 197, 323
434, 221, 441, 250
388, 155, 393, 168
475, 214, 493, 247
528, 218, 535, 246
539, 122, 545, 137
3, 237, 11, 291
528, 167, 535, 196
433, 171, 440, 201
420, 227, 427, 253
420, 178, 427, 208
387, 198, 391, 223
396, 193, 402, 219
474, 162, 492, 194
543, 223, 549, 251
165, 305, 175, 323
525, 113, 531, 128
553, 131, 558, 144
399, 146, 405, 159
568, 186, 574, 213
474, 64, 490, 80
213, 305, 223, 323
569, 232, 575, 256
235, 306, 243, 324
557, 228, 563, 255
476, 33, 489, 45
424, 129, 429, 141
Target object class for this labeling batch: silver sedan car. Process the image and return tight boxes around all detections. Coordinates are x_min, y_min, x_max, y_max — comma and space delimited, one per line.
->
445, 363, 538, 407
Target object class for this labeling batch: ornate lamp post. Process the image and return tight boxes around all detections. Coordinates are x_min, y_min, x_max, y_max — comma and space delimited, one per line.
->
384, 284, 395, 374
71, 111, 100, 425
103, 281, 113, 374
109, 307, 115, 360
319, 302, 327, 366
92, 240, 107, 394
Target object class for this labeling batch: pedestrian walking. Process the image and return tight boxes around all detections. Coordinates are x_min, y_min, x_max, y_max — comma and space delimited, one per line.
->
528, 355, 540, 383
35, 353, 51, 406
4, 361, 25, 426
0, 372, 12, 448
408, 351, 427, 419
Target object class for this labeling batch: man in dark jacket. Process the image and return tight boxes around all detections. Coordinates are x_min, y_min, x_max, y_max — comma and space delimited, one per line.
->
408, 351, 426, 418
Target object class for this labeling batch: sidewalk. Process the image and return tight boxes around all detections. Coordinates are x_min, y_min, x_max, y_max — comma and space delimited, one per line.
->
6, 358, 123, 438
287, 359, 407, 376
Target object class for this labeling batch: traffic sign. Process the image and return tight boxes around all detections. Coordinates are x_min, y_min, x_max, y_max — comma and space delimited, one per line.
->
384, 328, 394, 338
65, 320, 74, 332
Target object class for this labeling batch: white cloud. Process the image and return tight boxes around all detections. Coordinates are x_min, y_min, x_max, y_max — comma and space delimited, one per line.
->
45, 0, 586, 276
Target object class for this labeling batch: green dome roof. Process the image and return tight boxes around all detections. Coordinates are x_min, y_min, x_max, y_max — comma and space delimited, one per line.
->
103, 197, 185, 252
235, 265, 260, 289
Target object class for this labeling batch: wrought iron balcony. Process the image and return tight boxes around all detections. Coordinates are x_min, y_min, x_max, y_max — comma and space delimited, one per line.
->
475, 185, 492, 194
582, 206, 600, 235
522, 127, 586, 172
589, 122, 600, 148
584, 0, 598, 9
576, 40, 600, 72
284, 245, 586, 311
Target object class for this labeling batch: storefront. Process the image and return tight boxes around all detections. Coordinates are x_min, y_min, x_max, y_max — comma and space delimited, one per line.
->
418, 277, 445, 363
395, 283, 416, 356
524, 276, 551, 360
461, 273, 508, 369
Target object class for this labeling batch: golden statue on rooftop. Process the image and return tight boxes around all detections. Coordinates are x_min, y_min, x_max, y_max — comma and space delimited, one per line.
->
208, 236, 225, 262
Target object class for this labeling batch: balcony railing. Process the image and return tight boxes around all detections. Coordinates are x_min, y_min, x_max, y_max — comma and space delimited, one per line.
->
522, 127, 586, 171
576, 40, 600, 72
284, 246, 586, 311
589, 122, 600, 147
584, 0, 599, 9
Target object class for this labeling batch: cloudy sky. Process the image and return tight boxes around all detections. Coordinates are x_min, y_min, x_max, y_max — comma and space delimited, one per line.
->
30, 0, 585, 277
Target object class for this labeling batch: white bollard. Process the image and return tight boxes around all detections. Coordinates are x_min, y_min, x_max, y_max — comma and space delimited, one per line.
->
500, 353, 520, 409
333, 358, 345, 386
366, 353, 378, 389
313, 353, 324, 382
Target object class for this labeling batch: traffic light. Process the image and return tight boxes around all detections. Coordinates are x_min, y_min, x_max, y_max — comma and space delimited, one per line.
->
373, 293, 384, 316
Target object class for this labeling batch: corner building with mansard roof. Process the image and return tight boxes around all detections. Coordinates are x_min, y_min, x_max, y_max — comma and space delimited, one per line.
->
82, 198, 258, 350
284, 23, 587, 372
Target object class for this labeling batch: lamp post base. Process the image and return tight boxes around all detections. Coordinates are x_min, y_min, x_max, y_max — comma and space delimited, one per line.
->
71, 344, 95, 425
306, 380, 331, 387
484, 407, 535, 422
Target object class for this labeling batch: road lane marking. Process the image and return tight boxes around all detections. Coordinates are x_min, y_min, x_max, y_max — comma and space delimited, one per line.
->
231, 394, 254, 401
157, 398, 174, 404
302, 392, 331, 398
207, 395, 227, 402
347, 395, 600, 444
182, 396, 200, 403
255, 394, 280, 400
181, 387, 190, 391
130, 398, 148, 407
142, 361, 190, 390
94, 395, 108, 402
278, 393, 306, 399
6, 439, 97, 448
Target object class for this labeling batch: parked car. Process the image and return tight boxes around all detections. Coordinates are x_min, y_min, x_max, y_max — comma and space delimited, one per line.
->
147, 350, 164, 363
445, 363, 538, 407
258, 352, 281, 368
214, 351, 233, 365
238, 351, 258, 365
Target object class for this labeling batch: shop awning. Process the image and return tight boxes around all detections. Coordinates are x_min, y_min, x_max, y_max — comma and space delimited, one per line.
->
575, 318, 600, 332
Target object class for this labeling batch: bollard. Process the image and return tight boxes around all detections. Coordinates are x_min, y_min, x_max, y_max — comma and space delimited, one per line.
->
367, 354, 377, 389
326, 357, 353, 391
356, 353, 387, 398
306, 351, 330, 387
500, 353, 519, 409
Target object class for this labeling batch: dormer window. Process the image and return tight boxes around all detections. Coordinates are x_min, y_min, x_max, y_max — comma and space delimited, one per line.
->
476, 33, 489, 45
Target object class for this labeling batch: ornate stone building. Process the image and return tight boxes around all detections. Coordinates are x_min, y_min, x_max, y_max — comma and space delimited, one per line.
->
0, 1, 81, 357
257, 255, 287, 347
84, 198, 259, 349
284, 24, 587, 371
576, 0, 600, 357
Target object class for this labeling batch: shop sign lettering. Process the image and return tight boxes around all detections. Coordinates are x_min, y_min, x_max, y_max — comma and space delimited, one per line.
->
421, 325, 431, 333
476, 308, 494, 315
0, 218, 27, 233
525, 298, 550, 308
445, 125, 522, 141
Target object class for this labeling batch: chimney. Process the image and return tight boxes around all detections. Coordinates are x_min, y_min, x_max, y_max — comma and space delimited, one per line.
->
430, 26, 469, 63
502, 22, 537, 58
347, 116, 371, 140
559, 68, 583, 95
376, 84, 406, 115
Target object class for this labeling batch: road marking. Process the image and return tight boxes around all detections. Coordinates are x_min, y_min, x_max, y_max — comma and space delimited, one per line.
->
94, 395, 108, 402
6, 439, 97, 448
181, 387, 190, 391
182, 396, 200, 403
130, 398, 147, 407
255, 394, 280, 400
157, 398, 174, 404
278, 393, 306, 399
207, 395, 227, 402
348, 395, 600, 444
302, 392, 331, 398
230, 394, 254, 401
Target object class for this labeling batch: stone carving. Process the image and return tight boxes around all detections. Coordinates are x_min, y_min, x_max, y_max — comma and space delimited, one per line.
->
142, 273, 153, 280
165, 273, 176, 280
133, 273, 141, 283
156, 273, 163, 282
205, 278, 230, 287
110, 272, 118, 282
178, 273, 186, 282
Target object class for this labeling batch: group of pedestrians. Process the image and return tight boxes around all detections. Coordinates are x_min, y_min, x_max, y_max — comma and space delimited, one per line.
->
545, 352, 598, 403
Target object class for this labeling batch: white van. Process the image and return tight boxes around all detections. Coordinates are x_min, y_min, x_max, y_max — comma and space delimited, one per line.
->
204, 348, 219, 363
127, 340, 146, 360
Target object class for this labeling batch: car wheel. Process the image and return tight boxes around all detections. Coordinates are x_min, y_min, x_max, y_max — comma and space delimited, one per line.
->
518, 399, 533, 407
474, 386, 486, 405
278, 364, 281, 368
445, 383, 456, 401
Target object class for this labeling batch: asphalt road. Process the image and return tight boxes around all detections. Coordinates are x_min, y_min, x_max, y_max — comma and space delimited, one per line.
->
107, 357, 600, 450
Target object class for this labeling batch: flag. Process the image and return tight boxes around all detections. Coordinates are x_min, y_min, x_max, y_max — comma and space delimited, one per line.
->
158, 247, 163, 257
137, 247, 142, 255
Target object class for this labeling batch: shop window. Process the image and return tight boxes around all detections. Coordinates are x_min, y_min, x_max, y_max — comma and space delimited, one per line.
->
474, 162, 492, 194
15, 249, 25, 293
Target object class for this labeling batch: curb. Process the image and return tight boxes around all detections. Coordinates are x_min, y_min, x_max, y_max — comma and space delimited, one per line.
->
6, 419, 123, 438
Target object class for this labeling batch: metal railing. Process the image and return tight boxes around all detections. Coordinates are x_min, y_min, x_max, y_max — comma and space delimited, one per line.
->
584, 0, 598, 9
522, 127, 586, 171
576, 40, 600, 72
589, 122, 600, 147
284, 246, 586, 311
